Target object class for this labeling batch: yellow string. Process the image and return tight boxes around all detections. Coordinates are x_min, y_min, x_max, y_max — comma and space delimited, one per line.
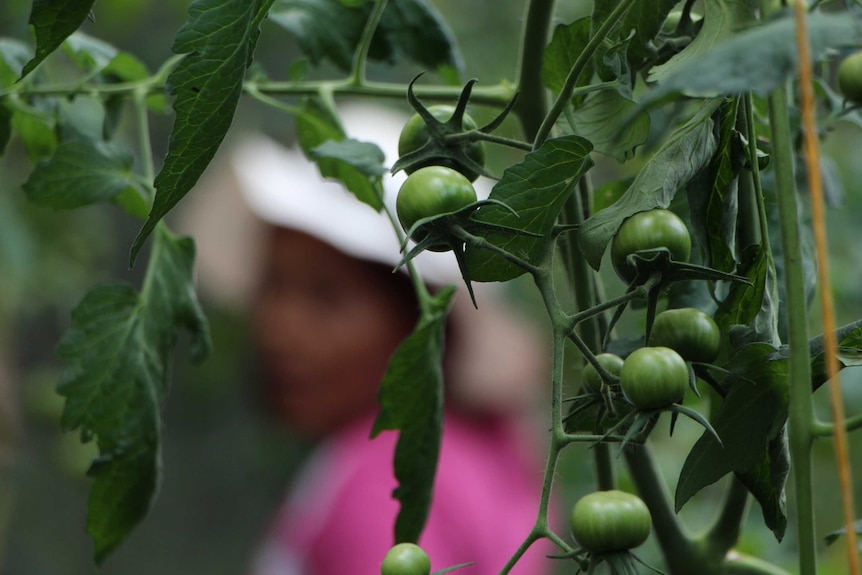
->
793, 2, 860, 572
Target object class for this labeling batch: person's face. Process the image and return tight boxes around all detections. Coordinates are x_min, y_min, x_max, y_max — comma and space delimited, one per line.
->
253, 227, 418, 438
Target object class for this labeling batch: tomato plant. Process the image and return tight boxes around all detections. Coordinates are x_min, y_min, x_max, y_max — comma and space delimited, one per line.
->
619, 347, 689, 410
398, 105, 485, 182
569, 490, 651, 554
381, 542, 431, 575
649, 308, 721, 364
610, 209, 692, 283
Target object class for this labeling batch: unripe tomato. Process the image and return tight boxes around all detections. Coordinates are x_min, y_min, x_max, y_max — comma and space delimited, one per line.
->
838, 50, 862, 104
649, 307, 721, 363
396, 165, 477, 232
398, 105, 486, 182
583, 353, 625, 394
380, 542, 431, 575
610, 209, 691, 283
619, 346, 688, 409
570, 490, 651, 554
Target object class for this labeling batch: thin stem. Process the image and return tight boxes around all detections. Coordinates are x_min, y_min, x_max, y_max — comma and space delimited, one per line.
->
445, 130, 532, 152
767, 73, 818, 575
812, 411, 862, 438
348, 0, 388, 85
793, 1, 859, 572
532, 0, 637, 149
134, 87, 156, 190
455, 229, 542, 276
513, 0, 555, 141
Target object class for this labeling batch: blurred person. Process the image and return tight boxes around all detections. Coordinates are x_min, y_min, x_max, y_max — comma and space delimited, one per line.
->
181, 104, 554, 575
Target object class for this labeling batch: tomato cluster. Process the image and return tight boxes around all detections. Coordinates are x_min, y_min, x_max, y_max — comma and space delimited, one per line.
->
395, 104, 484, 250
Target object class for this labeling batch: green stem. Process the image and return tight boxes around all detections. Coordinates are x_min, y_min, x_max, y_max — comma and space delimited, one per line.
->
705, 477, 750, 556
445, 130, 532, 152
513, 0, 555, 141
348, 0, 388, 85
767, 84, 817, 575
532, 0, 637, 149
812, 411, 862, 437
134, 87, 156, 191
624, 444, 700, 574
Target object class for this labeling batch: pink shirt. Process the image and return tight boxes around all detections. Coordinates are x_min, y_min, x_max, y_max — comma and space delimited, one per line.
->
251, 411, 554, 575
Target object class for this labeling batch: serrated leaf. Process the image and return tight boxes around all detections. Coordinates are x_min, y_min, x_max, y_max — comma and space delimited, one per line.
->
270, 0, 462, 78
541, 18, 592, 96
22, 134, 139, 209
372, 286, 455, 543
57, 226, 210, 562
646, 11, 862, 103
675, 343, 788, 522
578, 98, 722, 270
649, 0, 755, 85
130, 0, 275, 264
565, 88, 649, 161
21, 0, 97, 79
296, 98, 384, 210
0, 38, 31, 89
714, 243, 774, 347
463, 136, 594, 282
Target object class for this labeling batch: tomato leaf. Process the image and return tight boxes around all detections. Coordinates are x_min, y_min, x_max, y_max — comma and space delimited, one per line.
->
578, 98, 721, 271
541, 18, 592, 96
21, 133, 141, 209
19, 0, 96, 79
648, 0, 755, 86
645, 11, 862, 103
463, 135, 594, 282
675, 343, 789, 539
372, 286, 456, 544
57, 226, 211, 563
562, 88, 649, 161
270, 0, 463, 80
295, 98, 385, 211
737, 426, 790, 541
9, 105, 57, 163
606, 0, 679, 69
130, 0, 275, 265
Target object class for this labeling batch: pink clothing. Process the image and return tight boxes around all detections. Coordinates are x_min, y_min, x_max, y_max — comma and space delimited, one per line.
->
251, 411, 555, 575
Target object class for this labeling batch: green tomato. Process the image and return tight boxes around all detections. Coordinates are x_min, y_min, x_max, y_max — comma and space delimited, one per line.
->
583, 353, 625, 394
380, 542, 431, 575
619, 346, 688, 409
610, 209, 691, 283
838, 50, 862, 104
396, 165, 477, 234
398, 105, 485, 182
649, 307, 721, 363
569, 490, 651, 554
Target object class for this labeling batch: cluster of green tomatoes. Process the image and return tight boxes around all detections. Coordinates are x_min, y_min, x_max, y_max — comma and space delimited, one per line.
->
394, 104, 485, 250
